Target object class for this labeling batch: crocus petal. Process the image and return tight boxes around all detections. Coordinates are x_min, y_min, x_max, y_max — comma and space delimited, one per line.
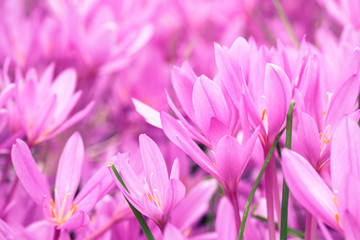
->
161, 112, 218, 178
164, 224, 184, 240
264, 63, 291, 142
44, 101, 94, 142
132, 98, 162, 128
60, 211, 90, 230
75, 162, 115, 213
207, 118, 229, 148
326, 75, 360, 126
193, 75, 230, 136
0, 83, 15, 108
171, 179, 218, 232
282, 149, 340, 230
215, 197, 237, 240
337, 174, 360, 240
216, 127, 259, 191
11, 139, 51, 205
331, 117, 360, 191
297, 112, 321, 167
162, 179, 185, 216
26, 220, 55, 240
139, 134, 169, 197
170, 158, 180, 180
171, 61, 197, 122
55, 132, 84, 209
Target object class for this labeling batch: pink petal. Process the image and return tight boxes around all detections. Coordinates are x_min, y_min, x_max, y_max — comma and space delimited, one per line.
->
139, 134, 169, 197
55, 132, 84, 209
170, 158, 180, 180
74, 162, 115, 213
193, 75, 230, 136
11, 139, 51, 205
132, 98, 162, 128
215, 197, 237, 240
331, 117, 360, 191
265, 63, 291, 142
171, 179, 217, 232
171, 62, 197, 122
326, 75, 360, 126
297, 112, 321, 167
282, 149, 340, 230
60, 211, 90, 230
162, 179, 185, 216
160, 112, 219, 179
164, 224, 184, 240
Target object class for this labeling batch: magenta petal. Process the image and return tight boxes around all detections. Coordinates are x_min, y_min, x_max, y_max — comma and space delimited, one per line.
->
171, 61, 197, 122
60, 211, 90, 230
171, 179, 217, 232
170, 158, 180, 180
11, 139, 51, 205
55, 132, 84, 208
207, 118, 229, 147
331, 117, 360, 191
140, 134, 169, 197
162, 179, 185, 215
297, 112, 321, 167
264, 63, 291, 142
193, 75, 230, 136
282, 149, 340, 230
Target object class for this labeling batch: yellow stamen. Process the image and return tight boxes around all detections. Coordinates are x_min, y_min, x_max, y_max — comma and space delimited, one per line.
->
261, 109, 267, 121
146, 193, 152, 203
335, 213, 341, 226
213, 162, 217, 168
333, 196, 339, 208
51, 199, 56, 218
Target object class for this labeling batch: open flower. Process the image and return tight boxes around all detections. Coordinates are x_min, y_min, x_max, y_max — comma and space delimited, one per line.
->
11, 132, 114, 233
111, 134, 185, 230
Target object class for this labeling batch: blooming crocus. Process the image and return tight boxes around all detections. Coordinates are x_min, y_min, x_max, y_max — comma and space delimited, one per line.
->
282, 117, 360, 238
111, 134, 185, 231
11, 132, 114, 235
8, 64, 94, 146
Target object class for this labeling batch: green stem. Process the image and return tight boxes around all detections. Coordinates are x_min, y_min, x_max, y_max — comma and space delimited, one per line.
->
237, 130, 284, 240
271, 0, 300, 49
109, 163, 155, 240
280, 100, 295, 240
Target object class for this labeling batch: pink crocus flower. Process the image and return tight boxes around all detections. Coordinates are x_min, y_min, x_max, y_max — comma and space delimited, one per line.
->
11, 132, 114, 235
282, 117, 360, 238
8, 64, 94, 146
111, 134, 185, 231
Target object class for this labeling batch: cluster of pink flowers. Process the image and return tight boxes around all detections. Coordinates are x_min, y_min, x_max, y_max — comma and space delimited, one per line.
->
0, 0, 359, 239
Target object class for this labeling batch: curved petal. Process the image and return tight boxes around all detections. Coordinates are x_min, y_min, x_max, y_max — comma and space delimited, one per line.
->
164, 224, 184, 240
282, 149, 340, 230
193, 75, 230, 136
162, 179, 185, 217
331, 117, 360, 191
132, 98, 162, 128
265, 63, 291, 142
297, 112, 321, 167
60, 211, 90, 230
215, 197, 237, 240
55, 132, 84, 210
11, 139, 51, 205
171, 179, 217, 232
139, 134, 169, 198
171, 62, 197, 122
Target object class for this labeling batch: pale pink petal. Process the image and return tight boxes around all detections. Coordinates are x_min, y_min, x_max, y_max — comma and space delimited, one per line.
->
170, 158, 180, 180
164, 224, 184, 240
331, 117, 360, 191
171, 179, 217, 232
171, 62, 197, 122
55, 132, 84, 209
193, 75, 230, 136
11, 139, 51, 205
297, 112, 321, 167
215, 197, 237, 240
60, 211, 90, 230
162, 179, 185, 216
132, 98, 162, 128
139, 134, 169, 197
264, 63, 291, 142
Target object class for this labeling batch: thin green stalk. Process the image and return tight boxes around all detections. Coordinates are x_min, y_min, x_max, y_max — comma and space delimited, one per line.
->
280, 100, 295, 240
237, 130, 284, 240
109, 163, 155, 240
271, 0, 300, 49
